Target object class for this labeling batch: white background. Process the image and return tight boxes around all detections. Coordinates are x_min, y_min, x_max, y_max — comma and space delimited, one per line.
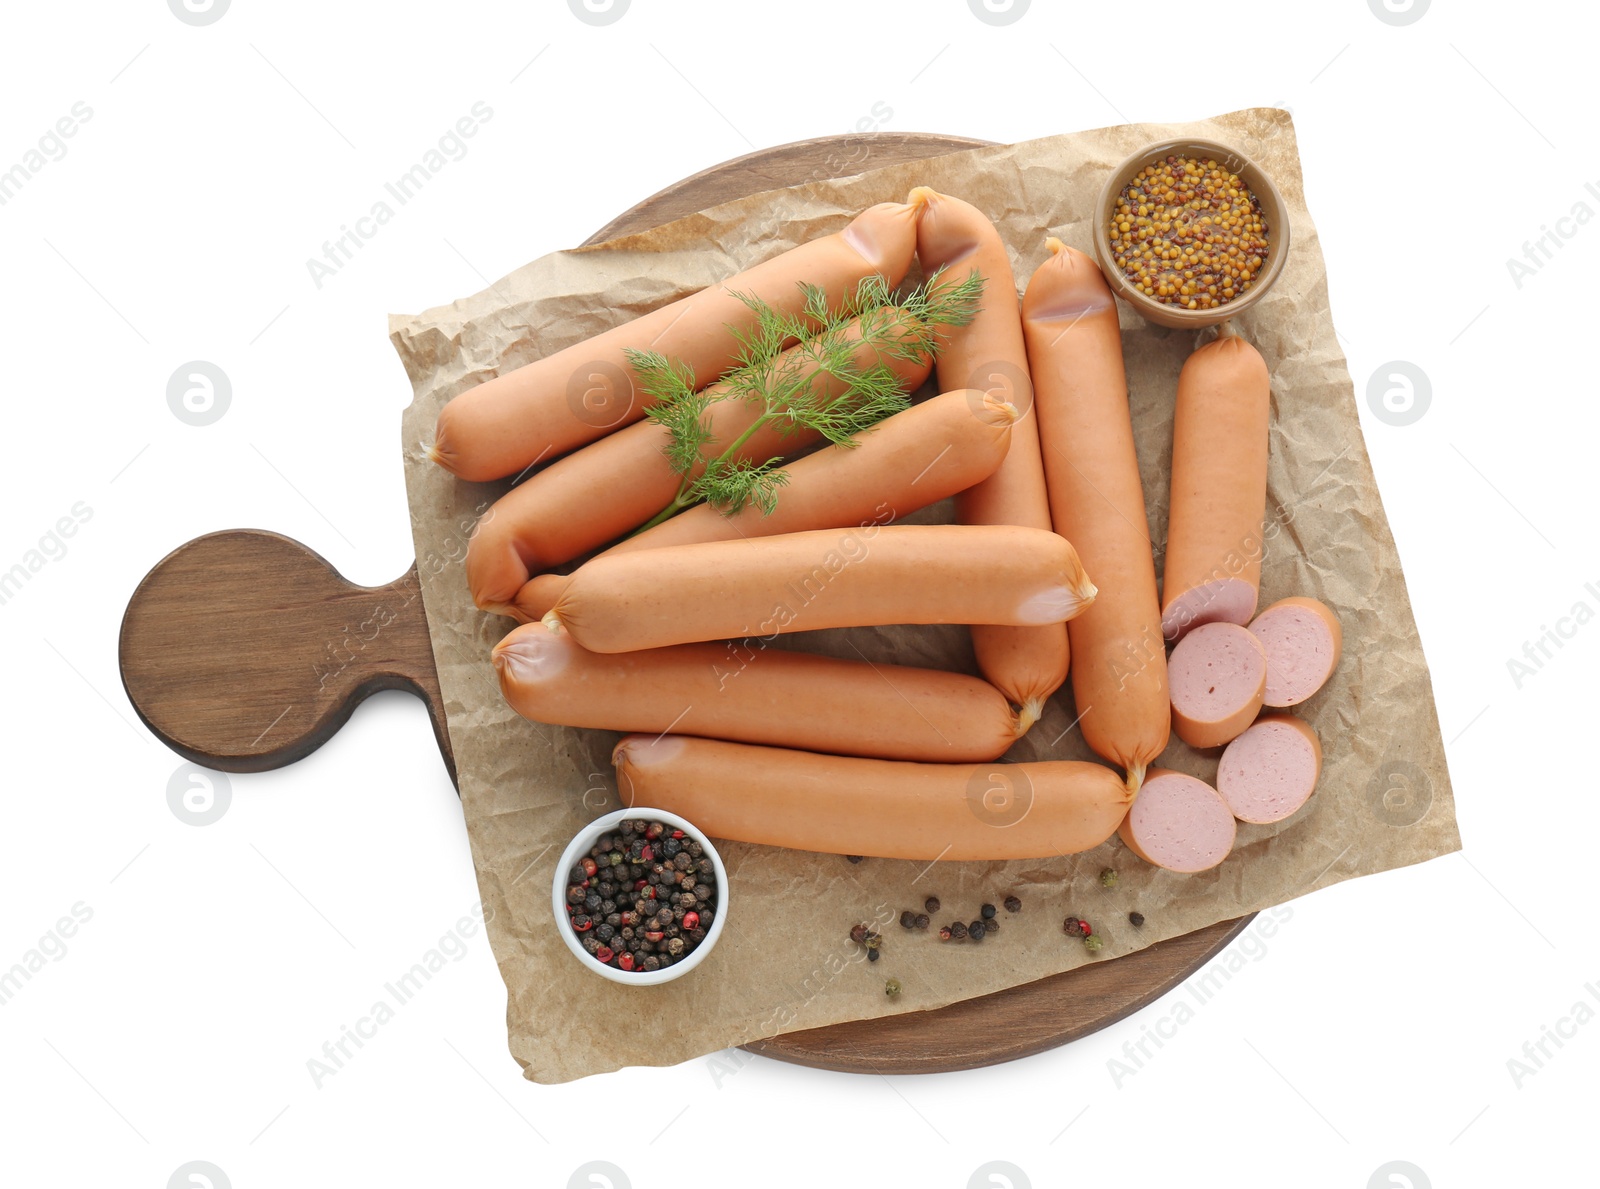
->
0, 1, 1592, 1186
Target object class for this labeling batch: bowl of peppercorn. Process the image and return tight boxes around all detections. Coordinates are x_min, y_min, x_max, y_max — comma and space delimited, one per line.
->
1093, 137, 1289, 330
552, 808, 728, 985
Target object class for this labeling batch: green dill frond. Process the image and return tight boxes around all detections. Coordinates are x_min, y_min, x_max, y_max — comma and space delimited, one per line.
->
903, 265, 986, 329
701, 456, 790, 516
628, 264, 978, 527
632, 348, 713, 476
626, 348, 699, 407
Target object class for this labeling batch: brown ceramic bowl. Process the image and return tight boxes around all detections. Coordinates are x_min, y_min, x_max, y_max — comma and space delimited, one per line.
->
1092, 137, 1289, 330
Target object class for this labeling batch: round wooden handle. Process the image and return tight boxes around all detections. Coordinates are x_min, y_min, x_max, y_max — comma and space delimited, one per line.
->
118, 529, 455, 778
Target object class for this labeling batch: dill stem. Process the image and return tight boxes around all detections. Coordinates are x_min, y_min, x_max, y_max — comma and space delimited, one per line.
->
631, 493, 693, 536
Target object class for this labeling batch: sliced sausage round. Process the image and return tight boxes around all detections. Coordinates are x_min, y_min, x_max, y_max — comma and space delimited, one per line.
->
1217, 714, 1323, 824
1117, 768, 1236, 873
1167, 621, 1267, 749
1247, 596, 1342, 708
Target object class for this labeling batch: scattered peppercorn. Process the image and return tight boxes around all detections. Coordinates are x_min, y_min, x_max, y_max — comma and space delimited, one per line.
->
1100, 868, 1118, 888
1109, 154, 1270, 311
1084, 935, 1104, 954
850, 923, 870, 945
913, 913, 930, 930
1003, 895, 1022, 913
900, 910, 917, 930
845, 855, 864, 864
939, 925, 953, 941
981, 917, 998, 936
1129, 911, 1145, 927
924, 896, 941, 914
968, 921, 986, 942
980, 903, 996, 920
884, 978, 901, 997
950, 921, 968, 940
570, 818, 718, 972
864, 933, 882, 952
868, 948, 881, 962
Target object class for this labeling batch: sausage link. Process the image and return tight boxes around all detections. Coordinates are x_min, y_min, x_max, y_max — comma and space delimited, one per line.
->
495, 623, 1019, 762
913, 187, 1069, 729
431, 201, 920, 481
1022, 239, 1169, 790
614, 734, 1132, 860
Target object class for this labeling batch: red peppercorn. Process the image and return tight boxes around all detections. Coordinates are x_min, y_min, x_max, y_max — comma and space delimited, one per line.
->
671, 829, 684, 838
595, 946, 614, 964
640, 844, 654, 862
683, 911, 700, 930
573, 916, 593, 932
645, 930, 664, 943
1079, 919, 1092, 936
635, 879, 648, 891
580, 857, 597, 877
618, 953, 635, 971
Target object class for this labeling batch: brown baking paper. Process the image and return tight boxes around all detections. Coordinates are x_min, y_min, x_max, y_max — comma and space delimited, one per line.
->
390, 108, 1459, 1084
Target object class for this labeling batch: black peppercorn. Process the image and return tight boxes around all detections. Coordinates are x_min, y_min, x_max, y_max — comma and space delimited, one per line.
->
568, 864, 587, 884
582, 935, 602, 955
969, 920, 986, 941
845, 855, 864, 864
900, 910, 916, 930
982, 917, 999, 935
643, 955, 661, 971
1004, 895, 1022, 913
584, 892, 602, 912
914, 913, 929, 930
981, 903, 996, 920
924, 896, 940, 914
1129, 911, 1145, 927
565, 885, 586, 905
867, 948, 880, 962
949, 921, 967, 940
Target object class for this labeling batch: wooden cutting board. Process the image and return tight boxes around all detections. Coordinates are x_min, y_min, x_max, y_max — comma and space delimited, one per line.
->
118, 131, 1252, 1075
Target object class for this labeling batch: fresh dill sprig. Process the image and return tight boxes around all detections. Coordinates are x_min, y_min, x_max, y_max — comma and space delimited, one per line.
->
629, 266, 987, 533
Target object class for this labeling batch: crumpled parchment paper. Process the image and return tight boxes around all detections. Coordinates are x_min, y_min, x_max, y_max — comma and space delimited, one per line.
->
390, 108, 1459, 1084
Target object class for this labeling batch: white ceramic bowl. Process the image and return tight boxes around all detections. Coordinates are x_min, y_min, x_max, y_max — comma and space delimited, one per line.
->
551, 807, 729, 985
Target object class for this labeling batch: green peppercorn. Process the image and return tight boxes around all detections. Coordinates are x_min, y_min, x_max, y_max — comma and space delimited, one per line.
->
1084, 935, 1104, 953
885, 978, 901, 997
864, 933, 882, 952
1100, 868, 1118, 888
1003, 895, 1021, 913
